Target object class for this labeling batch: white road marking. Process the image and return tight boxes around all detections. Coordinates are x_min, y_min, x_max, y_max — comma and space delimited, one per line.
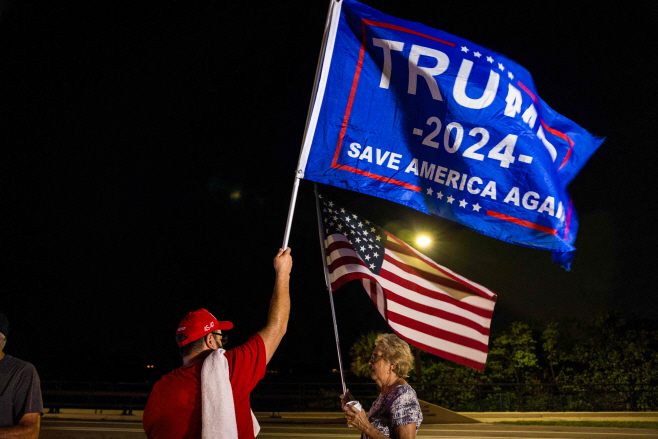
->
259, 425, 656, 435
42, 426, 144, 432
418, 428, 657, 436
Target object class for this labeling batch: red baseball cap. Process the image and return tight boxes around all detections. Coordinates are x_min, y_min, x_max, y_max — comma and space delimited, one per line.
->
175, 309, 233, 347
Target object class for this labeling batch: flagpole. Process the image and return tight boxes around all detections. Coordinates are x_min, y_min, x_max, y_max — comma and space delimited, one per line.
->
314, 183, 348, 395
282, 0, 341, 250
281, 174, 301, 250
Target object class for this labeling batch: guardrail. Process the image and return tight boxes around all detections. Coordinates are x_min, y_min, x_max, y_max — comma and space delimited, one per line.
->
42, 382, 152, 415
42, 381, 658, 413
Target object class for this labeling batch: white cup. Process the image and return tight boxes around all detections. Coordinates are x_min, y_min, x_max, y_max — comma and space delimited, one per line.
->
345, 400, 362, 428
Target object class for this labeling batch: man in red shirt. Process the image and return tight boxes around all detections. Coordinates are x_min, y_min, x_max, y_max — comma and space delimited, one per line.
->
143, 248, 292, 439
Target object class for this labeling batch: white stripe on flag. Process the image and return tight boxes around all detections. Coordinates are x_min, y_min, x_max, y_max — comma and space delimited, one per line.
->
388, 320, 488, 365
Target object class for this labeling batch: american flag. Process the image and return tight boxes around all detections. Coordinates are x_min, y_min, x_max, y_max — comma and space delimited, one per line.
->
319, 195, 497, 371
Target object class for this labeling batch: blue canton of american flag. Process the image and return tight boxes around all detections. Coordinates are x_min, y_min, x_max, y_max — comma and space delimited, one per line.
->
318, 193, 497, 371
321, 197, 386, 275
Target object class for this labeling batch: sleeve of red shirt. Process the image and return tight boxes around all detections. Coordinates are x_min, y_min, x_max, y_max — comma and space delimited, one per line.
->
225, 334, 266, 395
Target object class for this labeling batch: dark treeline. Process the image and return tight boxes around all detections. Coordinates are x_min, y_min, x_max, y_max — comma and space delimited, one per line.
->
350, 313, 658, 411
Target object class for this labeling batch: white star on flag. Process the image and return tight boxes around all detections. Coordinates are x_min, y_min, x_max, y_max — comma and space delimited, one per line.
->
498, 63, 504, 71
473, 203, 481, 212
459, 199, 468, 208
461, 46, 469, 52
447, 195, 454, 203
437, 191, 444, 199
487, 56, 494, 63
474, 51, 481, 58
508, 71, 514, 80
426, 187, 433, 195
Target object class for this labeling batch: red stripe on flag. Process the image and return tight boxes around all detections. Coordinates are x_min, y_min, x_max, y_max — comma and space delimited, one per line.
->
557, 147, 573, 171
386, 290, 490, 335
517, 81, 539, 106
328, 256, 365, 274
331, 164, 421, 192
486, 210, 558, 235
330, 270, 377, 294
379, 268, 494, 319
362, 19, 455, 47
541, 119, 574, 147
564, 198, 573, 240
387, 311, 489, 353
328, 20, 422, 193
517, 80, 575, 170
331, 21, 367, 169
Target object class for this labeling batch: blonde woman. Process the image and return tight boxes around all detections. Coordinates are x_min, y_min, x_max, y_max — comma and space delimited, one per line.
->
340, 334, 422, 439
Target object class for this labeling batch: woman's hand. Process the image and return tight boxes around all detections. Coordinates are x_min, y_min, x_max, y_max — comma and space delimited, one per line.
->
339, 389, 354, 410
343, 404, 371, 433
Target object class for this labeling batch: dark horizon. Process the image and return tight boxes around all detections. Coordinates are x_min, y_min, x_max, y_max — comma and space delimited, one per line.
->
1, 0, 656, 383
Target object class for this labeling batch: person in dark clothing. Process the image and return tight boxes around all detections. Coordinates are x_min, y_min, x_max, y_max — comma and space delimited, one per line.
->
0, 312, 43, 439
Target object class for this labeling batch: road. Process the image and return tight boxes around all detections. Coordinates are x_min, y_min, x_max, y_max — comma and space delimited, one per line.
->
41, 420, 658, 438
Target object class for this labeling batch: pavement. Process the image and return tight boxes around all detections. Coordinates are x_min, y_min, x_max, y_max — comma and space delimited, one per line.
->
42, 409, 658, 423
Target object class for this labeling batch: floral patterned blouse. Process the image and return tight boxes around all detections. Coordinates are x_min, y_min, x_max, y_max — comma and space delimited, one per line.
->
362, 384, 422, 439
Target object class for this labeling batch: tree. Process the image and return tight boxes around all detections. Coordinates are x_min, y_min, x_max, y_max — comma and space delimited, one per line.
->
487, 322, 538, 385
541, 319, 576, 385
350, 331, 381, 378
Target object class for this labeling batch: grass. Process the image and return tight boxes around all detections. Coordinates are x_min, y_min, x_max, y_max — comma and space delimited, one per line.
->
496, 420, 658, 429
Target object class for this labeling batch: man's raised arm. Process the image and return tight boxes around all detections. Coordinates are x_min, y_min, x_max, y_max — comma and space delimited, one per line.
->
257, 248, 292, 364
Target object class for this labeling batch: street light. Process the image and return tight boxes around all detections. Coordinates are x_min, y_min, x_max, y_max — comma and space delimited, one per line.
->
416, 235, 431, 247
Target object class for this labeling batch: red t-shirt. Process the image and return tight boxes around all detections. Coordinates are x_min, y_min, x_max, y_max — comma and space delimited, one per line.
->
143, 334, 266, 439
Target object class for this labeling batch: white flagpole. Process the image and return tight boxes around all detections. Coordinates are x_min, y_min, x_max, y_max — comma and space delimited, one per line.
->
313, 183, 348, 395
281, 0, 343, 249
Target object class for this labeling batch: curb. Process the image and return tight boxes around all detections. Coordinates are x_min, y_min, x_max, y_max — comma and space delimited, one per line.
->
42, 409, 658, 423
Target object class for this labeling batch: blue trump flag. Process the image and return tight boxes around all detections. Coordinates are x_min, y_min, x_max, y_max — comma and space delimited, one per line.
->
296, 0, 603, 269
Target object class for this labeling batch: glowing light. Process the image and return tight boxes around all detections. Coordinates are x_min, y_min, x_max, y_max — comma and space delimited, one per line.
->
416, 236, 431, 247
230, 191, 241, 200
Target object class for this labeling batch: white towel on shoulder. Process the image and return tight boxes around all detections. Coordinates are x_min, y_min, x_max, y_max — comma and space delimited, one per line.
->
201, 349, 260, 439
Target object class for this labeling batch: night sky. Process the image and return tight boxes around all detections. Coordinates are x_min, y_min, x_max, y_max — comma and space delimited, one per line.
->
1, 0, 656, 383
